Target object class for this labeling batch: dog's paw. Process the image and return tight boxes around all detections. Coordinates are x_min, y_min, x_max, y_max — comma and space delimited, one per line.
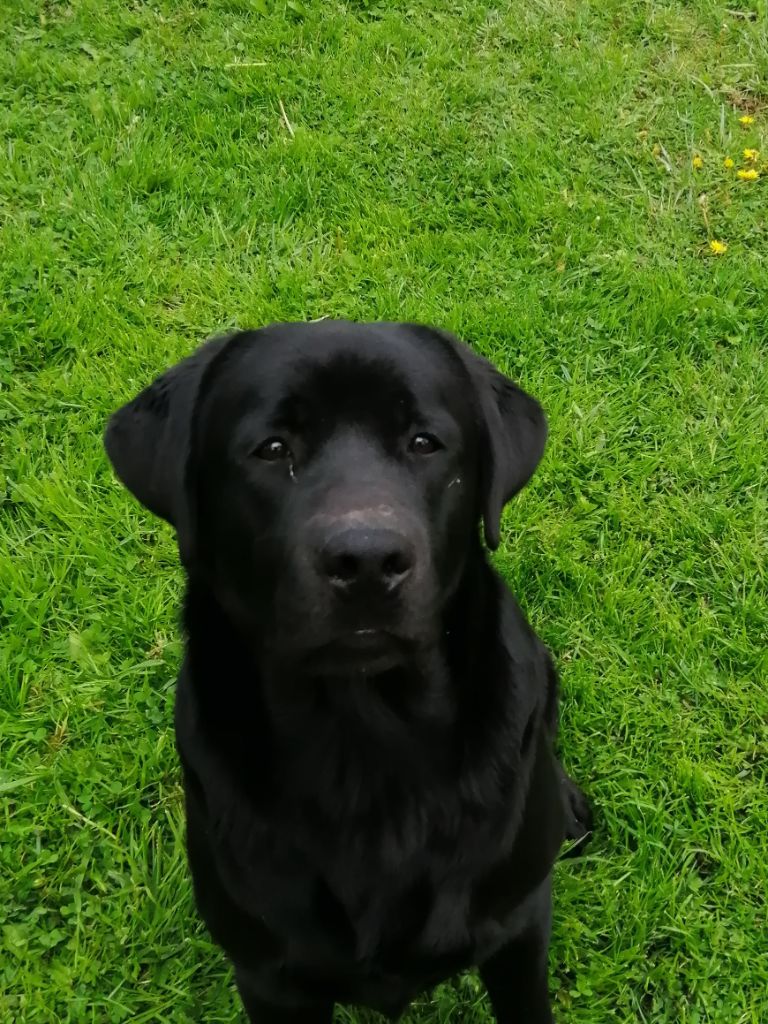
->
560, 774, 593, 859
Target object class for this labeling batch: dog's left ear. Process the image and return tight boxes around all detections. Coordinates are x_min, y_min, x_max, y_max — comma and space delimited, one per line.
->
455, 340, 548, 551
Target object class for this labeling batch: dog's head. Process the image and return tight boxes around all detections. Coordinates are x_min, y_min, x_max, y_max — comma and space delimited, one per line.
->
105, 322, 546, 675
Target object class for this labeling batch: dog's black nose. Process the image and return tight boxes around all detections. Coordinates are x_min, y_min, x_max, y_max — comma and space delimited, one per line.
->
319, 528, 414, 594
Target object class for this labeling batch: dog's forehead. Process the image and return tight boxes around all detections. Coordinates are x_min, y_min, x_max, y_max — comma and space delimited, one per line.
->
206, 323, 469, 421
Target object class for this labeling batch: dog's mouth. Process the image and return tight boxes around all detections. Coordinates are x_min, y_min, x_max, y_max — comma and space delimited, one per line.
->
310, 628, 411, 674
346, 627, 392, 648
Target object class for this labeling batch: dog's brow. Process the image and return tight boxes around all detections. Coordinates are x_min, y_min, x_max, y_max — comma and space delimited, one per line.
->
274, 353, 420, 429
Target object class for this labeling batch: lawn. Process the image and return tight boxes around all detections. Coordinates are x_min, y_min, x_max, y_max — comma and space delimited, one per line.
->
1, 0, 767, 1021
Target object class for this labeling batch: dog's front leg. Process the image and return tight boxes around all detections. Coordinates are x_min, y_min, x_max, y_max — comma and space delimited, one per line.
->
478, 882, 554, 1024
234, 969, 334, 1024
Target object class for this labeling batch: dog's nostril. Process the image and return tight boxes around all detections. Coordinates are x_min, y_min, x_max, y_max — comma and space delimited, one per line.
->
381, 551, 412, 580
330, 553, 359, 583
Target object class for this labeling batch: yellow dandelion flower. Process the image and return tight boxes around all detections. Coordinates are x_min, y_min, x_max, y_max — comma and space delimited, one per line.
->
723, 156, 735, 168
738, 115, 754, 126
737, 168, 759, 181
709, 240, 727, 255
743, 148, 759, 162
692, 154, 704, 169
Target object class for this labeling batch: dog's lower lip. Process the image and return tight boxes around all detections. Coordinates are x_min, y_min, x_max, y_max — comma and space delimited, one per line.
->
309, 629, 404, 673
327, 628, 402, 657
345, 628, 389, 646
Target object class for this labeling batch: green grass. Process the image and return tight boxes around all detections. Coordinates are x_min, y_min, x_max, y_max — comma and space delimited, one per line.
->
1, 0, 767, 1020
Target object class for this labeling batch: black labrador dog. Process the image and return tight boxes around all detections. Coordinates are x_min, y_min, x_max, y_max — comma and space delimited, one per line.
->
105, 321, 591, 1024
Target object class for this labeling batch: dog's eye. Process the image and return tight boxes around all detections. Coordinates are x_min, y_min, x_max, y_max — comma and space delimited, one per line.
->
254, 437, 291, 461
408, 433, 442, 455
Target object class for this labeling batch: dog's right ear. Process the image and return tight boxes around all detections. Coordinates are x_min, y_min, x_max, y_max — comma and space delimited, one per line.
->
104, 333, 233, 549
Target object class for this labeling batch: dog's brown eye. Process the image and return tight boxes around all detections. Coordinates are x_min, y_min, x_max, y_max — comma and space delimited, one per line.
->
254, 437, 290, 461
408, 433, 441, 455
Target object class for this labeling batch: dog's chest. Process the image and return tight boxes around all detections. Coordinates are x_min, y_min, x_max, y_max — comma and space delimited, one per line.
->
320, 847, 474, 966
212, 805, 483, 966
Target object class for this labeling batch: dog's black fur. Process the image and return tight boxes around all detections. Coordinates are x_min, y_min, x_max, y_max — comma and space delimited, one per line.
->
105, 321, 591, 1024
